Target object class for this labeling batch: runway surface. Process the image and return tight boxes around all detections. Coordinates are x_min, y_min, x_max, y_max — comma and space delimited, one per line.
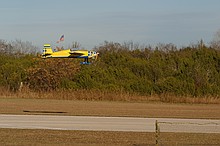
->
0, 114, 219, 133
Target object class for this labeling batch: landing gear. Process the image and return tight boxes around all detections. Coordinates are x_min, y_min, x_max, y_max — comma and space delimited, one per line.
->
80, 58, 91, 65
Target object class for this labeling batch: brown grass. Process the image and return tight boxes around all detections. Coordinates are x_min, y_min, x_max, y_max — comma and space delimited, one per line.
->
159, 93, 220, 104
0, 98, 220, 119
0, 86, 219, 104
0, 129, 219, 146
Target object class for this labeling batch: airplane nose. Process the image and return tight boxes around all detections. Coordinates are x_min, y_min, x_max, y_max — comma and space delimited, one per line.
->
96, 53, 99, 59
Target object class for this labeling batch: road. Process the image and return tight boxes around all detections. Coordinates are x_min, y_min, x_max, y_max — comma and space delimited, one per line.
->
0, 114, 219, 133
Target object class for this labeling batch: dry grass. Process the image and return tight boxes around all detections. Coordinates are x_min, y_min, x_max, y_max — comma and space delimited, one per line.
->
159, 93, 220, 104
0, 98, 220, 119
1, 86, 220, 104
0, 86, 152, 101
0, 129, 154, 146
0, 129, 219, 146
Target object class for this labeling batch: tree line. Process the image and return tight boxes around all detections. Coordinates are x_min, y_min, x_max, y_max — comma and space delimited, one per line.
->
0, 39, 220, 98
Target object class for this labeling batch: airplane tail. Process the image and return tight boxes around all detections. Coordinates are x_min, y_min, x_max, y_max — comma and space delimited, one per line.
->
42, 44, 53, 58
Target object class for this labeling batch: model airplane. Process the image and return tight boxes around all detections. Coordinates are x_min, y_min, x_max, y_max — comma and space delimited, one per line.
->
42, 44, 99, 64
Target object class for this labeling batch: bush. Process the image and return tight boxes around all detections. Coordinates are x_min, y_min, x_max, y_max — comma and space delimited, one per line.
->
26, 58, 80, 91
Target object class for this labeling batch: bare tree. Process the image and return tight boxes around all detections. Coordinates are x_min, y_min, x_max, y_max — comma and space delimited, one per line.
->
0, 39, 13, 54
10, 40, 40, 54
72, 41, 81, 48
123, 41, 142, 50
210, 29, 220, 50
0, 39, 8, 53
156, 43, 177, 53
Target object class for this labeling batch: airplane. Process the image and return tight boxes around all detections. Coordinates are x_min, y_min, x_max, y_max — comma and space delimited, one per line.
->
42, 44, 99, 64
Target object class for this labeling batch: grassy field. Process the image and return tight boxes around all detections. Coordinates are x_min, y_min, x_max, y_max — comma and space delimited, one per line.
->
0, 97, 220, 145
0, 129, 220, 146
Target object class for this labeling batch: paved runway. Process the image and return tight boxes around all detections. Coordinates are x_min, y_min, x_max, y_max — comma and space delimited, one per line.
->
0, 114, 219, 133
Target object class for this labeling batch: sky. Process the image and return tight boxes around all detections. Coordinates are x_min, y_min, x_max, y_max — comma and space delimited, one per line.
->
1, 0, 220, 50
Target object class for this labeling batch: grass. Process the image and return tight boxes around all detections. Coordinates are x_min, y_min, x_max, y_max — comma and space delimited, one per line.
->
1, 86, 220, 104
0, 98, 220, 119
0, 129, 219, 146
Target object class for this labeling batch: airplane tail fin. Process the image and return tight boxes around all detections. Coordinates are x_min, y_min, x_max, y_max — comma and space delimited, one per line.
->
42, 44, 53, 58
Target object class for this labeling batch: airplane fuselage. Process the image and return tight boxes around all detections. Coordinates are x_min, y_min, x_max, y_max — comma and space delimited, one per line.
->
44, 50, 89, 58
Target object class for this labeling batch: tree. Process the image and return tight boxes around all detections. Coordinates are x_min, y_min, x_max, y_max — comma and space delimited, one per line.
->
0, 55, 28, 91
26, 58, 80, 91
0, 39, 13, 54
10, 39, 40, 55
210, 29, 220, 50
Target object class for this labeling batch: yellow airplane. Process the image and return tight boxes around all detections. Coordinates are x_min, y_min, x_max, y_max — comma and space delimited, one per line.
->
42, 44, 99, 64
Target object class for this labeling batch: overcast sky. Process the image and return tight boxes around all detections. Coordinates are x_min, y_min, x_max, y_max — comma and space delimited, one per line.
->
1, 0, 220, 49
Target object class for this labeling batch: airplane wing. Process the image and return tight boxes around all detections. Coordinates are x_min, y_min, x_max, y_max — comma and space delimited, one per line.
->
69, 50, 88, 57
69, 52, 84, 56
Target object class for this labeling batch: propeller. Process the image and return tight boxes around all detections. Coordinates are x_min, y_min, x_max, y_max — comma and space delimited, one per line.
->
95, 52, 99, 60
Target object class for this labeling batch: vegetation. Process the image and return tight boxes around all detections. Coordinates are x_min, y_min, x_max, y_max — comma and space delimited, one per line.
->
1, 39, 220, 103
